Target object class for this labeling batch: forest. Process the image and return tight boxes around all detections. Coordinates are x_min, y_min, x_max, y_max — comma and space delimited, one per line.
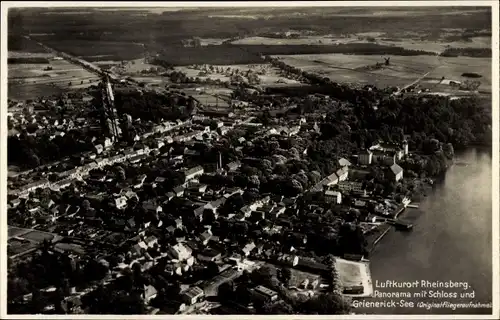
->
9, 8, 491, 45
239, 43, 436, 56
149, 43, 436, 67
10, 7, 490, 65
153, 45, 262, 66
8, 57, 50, 64
440, 47, 492, 57
113, 90, 196, 123
7, 128, 98, 171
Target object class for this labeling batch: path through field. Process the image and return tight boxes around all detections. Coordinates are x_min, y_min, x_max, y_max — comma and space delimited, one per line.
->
395, 56, 444, 94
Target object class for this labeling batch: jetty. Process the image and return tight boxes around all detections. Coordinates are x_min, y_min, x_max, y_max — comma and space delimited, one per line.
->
392, 204, 406, 218
371, 225, 391, 249
387, 218, 413, 231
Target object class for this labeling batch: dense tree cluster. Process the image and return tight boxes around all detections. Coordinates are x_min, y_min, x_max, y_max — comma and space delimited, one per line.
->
243, 43, 436, 56
8, 129, 97, 170
440, 47, 491, 58
8, 242, 112, 313
8, 35, 48, 53
8, 57, 51, 64
113, 90, 196, 123
154, 45, 262, 66
225, 264, 352, 315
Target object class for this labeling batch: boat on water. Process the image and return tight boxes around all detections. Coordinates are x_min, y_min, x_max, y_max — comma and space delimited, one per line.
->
454, 162, 470, 167
387, 219, 414, 231
395, 223, 413, 231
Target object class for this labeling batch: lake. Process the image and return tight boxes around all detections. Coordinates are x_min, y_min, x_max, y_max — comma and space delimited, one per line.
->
356, 148, 493, 315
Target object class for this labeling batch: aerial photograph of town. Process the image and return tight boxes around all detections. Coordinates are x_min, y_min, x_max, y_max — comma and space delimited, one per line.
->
3, 3, 496, 317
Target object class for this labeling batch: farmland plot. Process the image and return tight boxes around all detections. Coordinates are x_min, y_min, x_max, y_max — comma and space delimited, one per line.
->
274, 54, 490, 91
8, 58, 100, 100
420, 56, 492, 93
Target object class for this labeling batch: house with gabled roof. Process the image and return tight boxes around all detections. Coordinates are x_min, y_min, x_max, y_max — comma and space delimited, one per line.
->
193, 205, 206, 222
325, 190, 342, 204
168, 243, 192, 261
173, 185, 185, 197
142, 200, 162, 214
338, 157, 352, 167
198, 231, 212, 245
242, 242, 256, 257
181, 286, 204, 305
197, 248, 222, 262
184, 166, 204, 183
95, 144, 104, 155
142, 285, 158, 304
388, 163, 404, 182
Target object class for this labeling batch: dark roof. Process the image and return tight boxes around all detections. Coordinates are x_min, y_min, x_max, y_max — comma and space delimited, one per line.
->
372, 149, 396, 157
173, 186, 185, 193
129, 154, 147, 163
379, 142, 402, 150
201, 268, 240, 292
182, 286, 204, 299
208, 197, 226, 208
226, 161, 241, 170
199, 248, 221, 258
194, 205, 205, 217
254, 285, 278, 297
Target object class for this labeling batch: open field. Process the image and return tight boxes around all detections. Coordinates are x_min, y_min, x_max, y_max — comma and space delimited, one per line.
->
130, 76, 167, 86
335, 258, 373, 298
190, 94, 230, 108
288, 267, 324, 288
181, 86, 234, 97
200, 38, 231, 46
273, 53, 491, 92
286, 267, 327, 299
8, 57, 100, 100
8, 226, 32, 238
377, 37, 491, 55
420, 56, 492, 93
8, 51, 55, 59
232, 33, 491, 56
7, 226, 62, 257
22, 230, 56, 243
54, 242, 87, 255
232, 36, 355, 46
274, 54, 439, 87
8, 35, 49, 53
8, 239, 38, 256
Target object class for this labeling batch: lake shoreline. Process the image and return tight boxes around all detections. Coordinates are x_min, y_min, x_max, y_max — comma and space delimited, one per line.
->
352, 148, 492, 315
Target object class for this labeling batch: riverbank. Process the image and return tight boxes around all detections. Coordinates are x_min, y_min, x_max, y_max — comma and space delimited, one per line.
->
357, 177, 433, 295
354, 148, 492, 314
